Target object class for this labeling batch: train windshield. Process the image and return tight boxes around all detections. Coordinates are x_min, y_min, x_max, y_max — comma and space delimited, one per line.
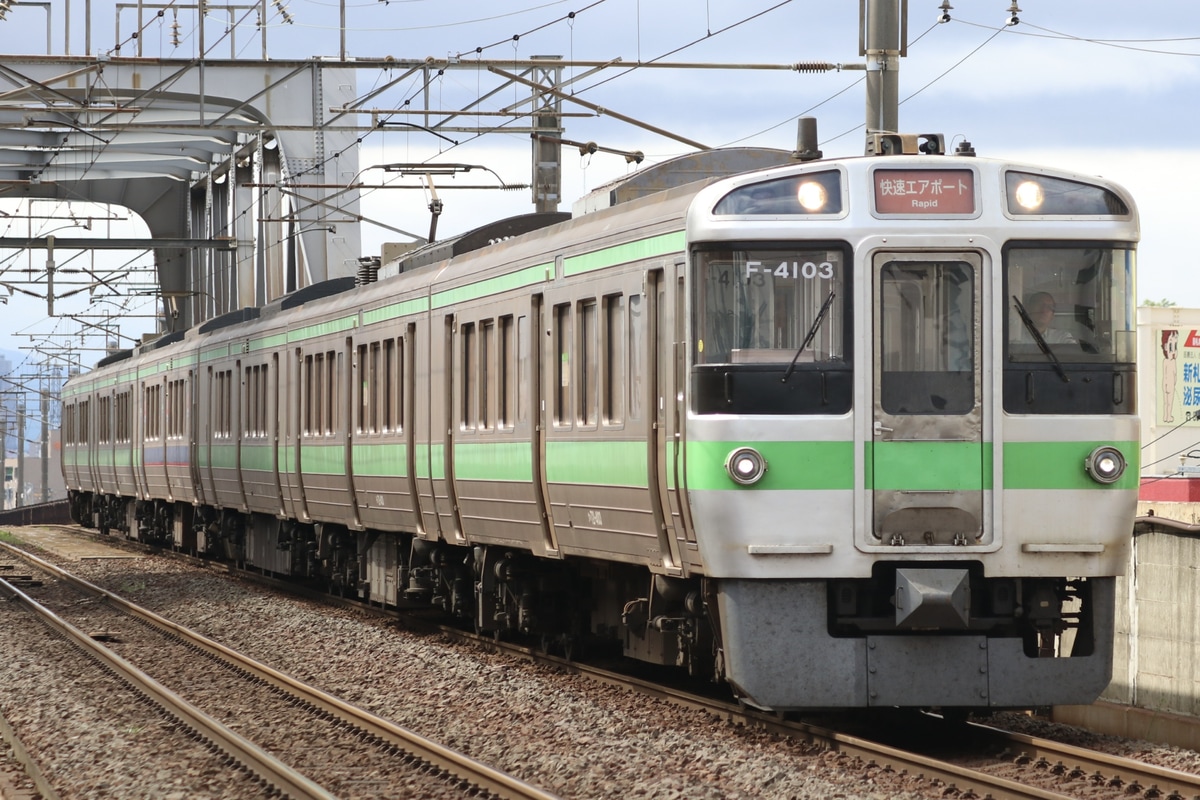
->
1003, 244, 1137, 414
691, 245, 851, 415
1004, 245, 1136, 364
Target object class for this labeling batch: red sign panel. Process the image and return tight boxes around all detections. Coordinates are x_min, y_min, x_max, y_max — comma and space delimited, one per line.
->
873, 168, 976, 215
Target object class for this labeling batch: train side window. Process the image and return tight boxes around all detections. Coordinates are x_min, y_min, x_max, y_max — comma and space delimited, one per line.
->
330, 351, 340, 435
481, 319, 495, 431
303, 355, 314, 436
516, 315, 529, 425
146, 384, 162, 441
604, 294, 625, 425
98, 395, 111, 444
168, 378, 185, 439
315, 353, 326, 435
214, 372, 232, 439
554, 304, 572, 427
118, 391, 131, 443
79, 399, 89, 444
629, 294, 645, 423
255, 367, 265, 437
461, 322, 476, 431
314, 354, 324, 435
386, 337, 401, 434
243, 367, 264, 438
369, 342, 381, 433
498, 316, 515, 430
243, 368, 254, 438
578, 299, 598, 427
356, 344, 368, 434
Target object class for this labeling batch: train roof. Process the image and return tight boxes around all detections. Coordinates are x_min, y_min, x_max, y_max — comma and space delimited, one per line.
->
387, 212, 571, 275
572, 147, 798, 215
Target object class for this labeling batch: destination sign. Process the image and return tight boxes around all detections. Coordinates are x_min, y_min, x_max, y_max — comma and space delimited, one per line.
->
873, 169, 976, 215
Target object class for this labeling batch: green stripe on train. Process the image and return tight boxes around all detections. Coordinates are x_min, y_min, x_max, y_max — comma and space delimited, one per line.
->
545, 440, 649, 487
241, 445, 274, 473
687, 440, 854, 490
432, 263, 552, 309
362, 297, 429, 326
352, 442, 409, 478
453, 441, 533, 482
1003, 440, 1139, 490
563, 231, 685, 276
300, 443, 347, 475
868, 441, 993, 491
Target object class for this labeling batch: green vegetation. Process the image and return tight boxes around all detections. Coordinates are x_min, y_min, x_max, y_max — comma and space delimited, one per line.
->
0, 530, 19, 544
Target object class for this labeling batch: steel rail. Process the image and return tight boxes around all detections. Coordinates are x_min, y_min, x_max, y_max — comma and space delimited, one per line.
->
0, 573, 337, 800
0, 541, 560, 800
969, 719, 1200, 799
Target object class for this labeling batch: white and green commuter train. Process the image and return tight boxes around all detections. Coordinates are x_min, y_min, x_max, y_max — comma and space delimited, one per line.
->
62, 134, 1139, 710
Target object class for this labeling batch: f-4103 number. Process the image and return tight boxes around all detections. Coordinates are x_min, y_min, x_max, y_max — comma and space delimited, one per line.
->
745, 260, 835, 280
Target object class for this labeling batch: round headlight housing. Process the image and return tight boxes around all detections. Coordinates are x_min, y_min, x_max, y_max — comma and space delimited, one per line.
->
725, 447, 768, 486
1013, 179, 1044, 211
1085, 446, 1126, 485
796, 180, 829, 212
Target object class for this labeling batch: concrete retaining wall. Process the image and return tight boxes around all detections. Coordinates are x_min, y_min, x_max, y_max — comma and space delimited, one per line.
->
1101, 501, 1200, 716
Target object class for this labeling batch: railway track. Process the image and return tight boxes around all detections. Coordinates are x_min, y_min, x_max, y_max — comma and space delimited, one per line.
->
524, 651, 1200, 800
7, 524, 1200, 800
0, 541, 558, 800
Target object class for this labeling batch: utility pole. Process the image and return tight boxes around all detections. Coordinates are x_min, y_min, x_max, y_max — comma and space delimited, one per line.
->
40, 370, 49, 502
16, 400, 24, 508
0, 410, 6, 512
862, 0, 906, 136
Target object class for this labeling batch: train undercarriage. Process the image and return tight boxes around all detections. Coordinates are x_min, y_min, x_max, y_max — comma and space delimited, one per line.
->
69, 489, 1115, 710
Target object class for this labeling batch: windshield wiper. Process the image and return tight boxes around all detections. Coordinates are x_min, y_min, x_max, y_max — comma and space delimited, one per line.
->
782, 289, 836, 383
1012, 295, 1069, 383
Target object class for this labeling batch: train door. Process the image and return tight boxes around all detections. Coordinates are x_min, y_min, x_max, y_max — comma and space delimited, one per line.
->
528, 295, 557, 555
647, 267, 684, 571
292, 347, 311, 523
270, 352, 285, 517
870, 251, 990, 548
401, 325, 425, 535
201, 367, 216, 503
135, 380, 150, 500
190, 370, 205, 507
438, 314, 465, 541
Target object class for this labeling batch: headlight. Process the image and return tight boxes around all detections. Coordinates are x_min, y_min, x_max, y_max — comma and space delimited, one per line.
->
796, 180, 829, 212
1085, 446, 1126, 485
1012, 179, 1044, 211
725, 447, 768, 486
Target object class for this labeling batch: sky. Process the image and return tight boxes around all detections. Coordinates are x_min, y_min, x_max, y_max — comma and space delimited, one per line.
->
0, 0, 1196, 371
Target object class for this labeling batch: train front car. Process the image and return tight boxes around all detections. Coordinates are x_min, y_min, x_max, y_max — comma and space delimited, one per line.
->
685, 149, 1138, 710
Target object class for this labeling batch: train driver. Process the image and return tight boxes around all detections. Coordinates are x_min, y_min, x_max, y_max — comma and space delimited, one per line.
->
1023, 291, 1077, 345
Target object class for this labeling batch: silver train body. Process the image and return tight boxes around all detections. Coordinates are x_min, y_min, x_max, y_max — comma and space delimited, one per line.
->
61, 143, 1140, 710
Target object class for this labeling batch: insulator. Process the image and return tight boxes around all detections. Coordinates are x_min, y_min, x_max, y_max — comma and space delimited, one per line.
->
793, 61, 835, 74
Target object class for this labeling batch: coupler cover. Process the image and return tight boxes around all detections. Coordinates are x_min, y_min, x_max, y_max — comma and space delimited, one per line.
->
894, 568, 970, 629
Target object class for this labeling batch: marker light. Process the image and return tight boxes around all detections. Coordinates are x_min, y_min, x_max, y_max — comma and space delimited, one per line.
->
1013, 180, 1044, 211
796, 180, 829, 212
1085, 446, 1127, 485
725, 447, 768, 486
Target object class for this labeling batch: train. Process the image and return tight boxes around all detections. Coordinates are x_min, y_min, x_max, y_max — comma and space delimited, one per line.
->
61, 131, 1140, 711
